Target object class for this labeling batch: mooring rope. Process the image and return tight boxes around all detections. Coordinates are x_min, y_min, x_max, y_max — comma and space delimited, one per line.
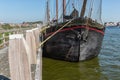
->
39, 19, 74, 47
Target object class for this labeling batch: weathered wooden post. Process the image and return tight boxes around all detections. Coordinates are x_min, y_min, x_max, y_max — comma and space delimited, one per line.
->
35, 29, 42, 80
9, 34, 32, 80
26, 30, 37, 64
35, 48, 42, 80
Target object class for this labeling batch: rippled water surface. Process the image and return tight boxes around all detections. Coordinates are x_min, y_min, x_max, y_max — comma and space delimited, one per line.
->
43, 27, 120, 80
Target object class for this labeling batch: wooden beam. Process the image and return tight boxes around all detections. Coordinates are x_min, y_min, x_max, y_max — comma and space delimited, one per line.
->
32, 28, 40, 48
47, 0, 49, 21
9, 34, 32, 80
26, 30, 37, 64
35, 28, 42, 80
63, 0, 66, 22
80, 0, 87, 18
56, 0, 58, 21
35, 48, 42, 80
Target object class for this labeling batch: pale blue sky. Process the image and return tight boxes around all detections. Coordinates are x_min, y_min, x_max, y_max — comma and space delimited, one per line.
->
0, 0, 119, 23
102, 0, 120, 22
0, 0, 41, 23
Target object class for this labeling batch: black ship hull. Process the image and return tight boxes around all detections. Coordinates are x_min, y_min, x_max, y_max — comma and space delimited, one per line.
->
43, 25, 105, 62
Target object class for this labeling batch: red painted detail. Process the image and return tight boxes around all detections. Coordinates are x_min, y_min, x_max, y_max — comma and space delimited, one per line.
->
45, 26, 104, 37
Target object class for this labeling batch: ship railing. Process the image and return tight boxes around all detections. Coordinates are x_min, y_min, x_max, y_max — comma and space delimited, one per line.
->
0, 33, 10, 49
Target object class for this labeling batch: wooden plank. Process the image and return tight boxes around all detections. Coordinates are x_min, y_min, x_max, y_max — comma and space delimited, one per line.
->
26, 30, 37, 64
32, 28, 40, 48
35, 48, 42, 80
35, 30, 42, 80
9, 34, 32, 80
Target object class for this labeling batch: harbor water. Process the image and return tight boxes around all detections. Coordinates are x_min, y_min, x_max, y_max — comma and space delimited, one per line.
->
43, 27, 120, 80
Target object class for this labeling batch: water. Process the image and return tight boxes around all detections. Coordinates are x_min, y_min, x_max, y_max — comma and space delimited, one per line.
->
43, 27, 120, 80
99, 27, 120, 80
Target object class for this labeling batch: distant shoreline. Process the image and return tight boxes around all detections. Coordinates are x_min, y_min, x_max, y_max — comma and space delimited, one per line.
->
105, 26, 120, 28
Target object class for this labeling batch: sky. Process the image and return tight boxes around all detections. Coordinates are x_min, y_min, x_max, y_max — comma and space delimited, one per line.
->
102, 0, 120, 22
0, 0, 42, 23
0, 0, 120, 23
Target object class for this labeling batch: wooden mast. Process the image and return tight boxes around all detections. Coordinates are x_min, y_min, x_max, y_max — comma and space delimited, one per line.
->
80, 0, 87, 18
63, 0, 66, 22
47, 0, 49, 22
56, 0, 58, 21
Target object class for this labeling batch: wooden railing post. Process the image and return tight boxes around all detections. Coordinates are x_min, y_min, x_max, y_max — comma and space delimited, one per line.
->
9, 34, 32, 80
2, 33, 6, 47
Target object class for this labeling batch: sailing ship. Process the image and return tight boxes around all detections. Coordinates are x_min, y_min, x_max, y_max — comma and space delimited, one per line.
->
43, 0, 105, 62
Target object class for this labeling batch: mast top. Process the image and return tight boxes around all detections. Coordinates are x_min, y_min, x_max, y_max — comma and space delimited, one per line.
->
80, 0, 87, 18
63, 0, 66, 22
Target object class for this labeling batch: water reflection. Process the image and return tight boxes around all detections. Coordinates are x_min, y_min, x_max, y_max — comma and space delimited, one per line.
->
43, 58, 106, 80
